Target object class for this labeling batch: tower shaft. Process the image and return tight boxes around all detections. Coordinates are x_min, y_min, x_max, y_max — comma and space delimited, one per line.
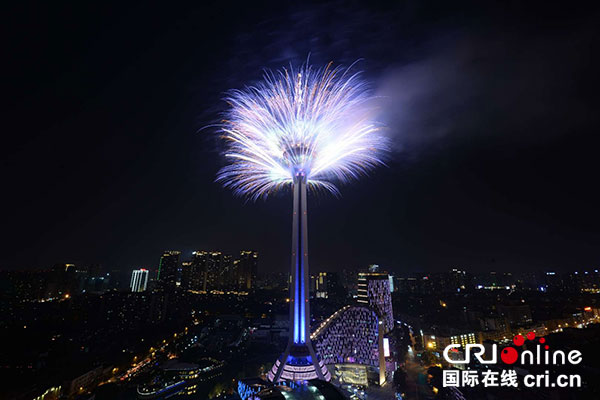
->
291, 174, 310, 344
267, 174, 330, 382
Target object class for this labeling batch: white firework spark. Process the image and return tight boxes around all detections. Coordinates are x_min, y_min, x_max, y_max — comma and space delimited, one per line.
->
217, 62, 387, 199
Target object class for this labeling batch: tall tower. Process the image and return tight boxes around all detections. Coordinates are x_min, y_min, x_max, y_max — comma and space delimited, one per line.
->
215, 63, 387, 385
267, 173, 330, 382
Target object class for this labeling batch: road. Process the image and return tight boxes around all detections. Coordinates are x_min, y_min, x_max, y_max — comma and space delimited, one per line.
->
403, 352, 435, 400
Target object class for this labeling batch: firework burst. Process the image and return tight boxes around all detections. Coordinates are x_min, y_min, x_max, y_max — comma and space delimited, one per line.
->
217, 62, 387, 199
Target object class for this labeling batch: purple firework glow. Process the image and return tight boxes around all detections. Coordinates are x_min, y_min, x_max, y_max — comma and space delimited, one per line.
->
217, 62, 387, 199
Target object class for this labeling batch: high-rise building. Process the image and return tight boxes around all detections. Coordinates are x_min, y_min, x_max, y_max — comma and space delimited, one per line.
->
205, 251, 224, 291
189, 251, 208, 291
222, 254, 234, 288
357, 268, 394, 334
313, 272, 344, 299
157, 251, 180, 288
187, 251, 230, 291
237, 250, 258, 290
46, 263, 78, 297
177, 250, 258, 292
316, 272, 329, 298
130, 269, 149, 292
180, 261, 192, 290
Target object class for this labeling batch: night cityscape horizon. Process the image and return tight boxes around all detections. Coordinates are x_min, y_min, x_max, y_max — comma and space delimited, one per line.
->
2, 1, 600, 400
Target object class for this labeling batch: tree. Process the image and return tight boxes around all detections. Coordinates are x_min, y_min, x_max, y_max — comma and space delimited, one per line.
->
421, 350, 437, 366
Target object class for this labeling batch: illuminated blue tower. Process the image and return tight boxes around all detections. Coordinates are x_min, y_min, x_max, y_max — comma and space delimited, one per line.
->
267, 171, 330, 382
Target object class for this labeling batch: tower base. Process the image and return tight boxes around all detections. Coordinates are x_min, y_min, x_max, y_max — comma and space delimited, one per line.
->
267, 343, 331, 382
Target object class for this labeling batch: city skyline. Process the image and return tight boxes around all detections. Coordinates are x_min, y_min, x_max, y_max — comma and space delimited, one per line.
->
4, 253, 599, 399
4, 248, 600, 275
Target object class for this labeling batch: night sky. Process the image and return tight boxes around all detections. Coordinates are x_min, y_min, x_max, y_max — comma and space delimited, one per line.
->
2, 1, 599, 274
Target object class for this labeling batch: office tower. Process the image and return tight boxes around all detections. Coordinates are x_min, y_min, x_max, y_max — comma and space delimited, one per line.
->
46, 263, 78, 297
315, 272, 329, 298
157, 251, 180, 288
312, 271, 344, 300
358, 269, 394, 334
180, 262, 192, 290
205, 251, 223, 291
189, 251, 208, 291
237, 250, 258, 290
188, 251, 230, 291
130, 269, 149, 292
222, 254, 234, 288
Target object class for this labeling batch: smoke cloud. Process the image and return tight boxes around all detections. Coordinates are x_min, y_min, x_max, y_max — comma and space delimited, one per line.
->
376, 29, 597, 157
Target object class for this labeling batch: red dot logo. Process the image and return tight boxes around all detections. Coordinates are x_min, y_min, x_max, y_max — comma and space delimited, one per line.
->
501, 347, 519, 364
513, 334, 525, 346
539, 337, 546, 344
526, 332, 536, 341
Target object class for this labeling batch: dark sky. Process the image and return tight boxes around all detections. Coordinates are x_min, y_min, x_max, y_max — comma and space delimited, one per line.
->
2, 1, 599, 274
